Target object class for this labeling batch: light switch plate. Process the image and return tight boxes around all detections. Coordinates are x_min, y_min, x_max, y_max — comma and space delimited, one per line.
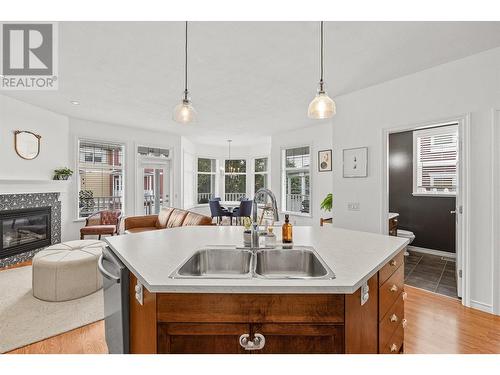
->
348, 202, 360, 211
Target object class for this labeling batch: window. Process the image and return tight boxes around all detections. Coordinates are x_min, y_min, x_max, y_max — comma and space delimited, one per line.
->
281, 146, 311, 214
78, 140, 124, 218
254, 157, 268, 193
225, 159, 246, 201
413, 124, 458, 196
197, 158, 216, 204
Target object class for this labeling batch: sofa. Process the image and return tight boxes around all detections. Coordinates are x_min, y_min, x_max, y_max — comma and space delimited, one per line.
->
124, 207, 213, 234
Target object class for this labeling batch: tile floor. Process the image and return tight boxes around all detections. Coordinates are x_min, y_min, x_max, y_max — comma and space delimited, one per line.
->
404, 250, 458, 298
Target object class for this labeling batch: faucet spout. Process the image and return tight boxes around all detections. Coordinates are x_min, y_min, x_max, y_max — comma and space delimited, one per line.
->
251, 188, 279, 248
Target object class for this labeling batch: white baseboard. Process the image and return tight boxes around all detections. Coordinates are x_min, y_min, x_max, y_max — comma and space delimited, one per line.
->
470, 300, 494, 314
408, 245, 456, 259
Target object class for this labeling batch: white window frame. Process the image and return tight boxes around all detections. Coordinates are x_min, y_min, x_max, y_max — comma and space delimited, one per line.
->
76, 138, 126, 220
280, 145, 312, 217
412, 124, 458, 197
196, 157, 218, 205
253, 156, 269, 196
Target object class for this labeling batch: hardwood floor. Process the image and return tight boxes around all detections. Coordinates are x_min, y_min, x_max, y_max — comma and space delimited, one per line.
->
8, 321, 108, 354
4, 281, 500, 354
404, 285, 500, 353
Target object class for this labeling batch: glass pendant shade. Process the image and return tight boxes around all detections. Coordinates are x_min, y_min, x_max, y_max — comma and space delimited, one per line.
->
308, 21, 336, 120
308, 90, 336, 119
173, 98, 196, 124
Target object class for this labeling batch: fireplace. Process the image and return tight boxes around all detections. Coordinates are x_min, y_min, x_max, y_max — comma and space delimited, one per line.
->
0, 207, 51, 259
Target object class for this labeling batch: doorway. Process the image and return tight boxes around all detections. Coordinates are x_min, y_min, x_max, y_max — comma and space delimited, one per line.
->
136, 146, 172, 215
382, 116, 469, 303
141, 164, 170, 214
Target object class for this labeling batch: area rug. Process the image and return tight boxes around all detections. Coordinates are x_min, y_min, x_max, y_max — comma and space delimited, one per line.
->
0, 266, 104, 353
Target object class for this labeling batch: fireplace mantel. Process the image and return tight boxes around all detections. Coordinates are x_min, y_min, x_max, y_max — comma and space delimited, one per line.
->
0, 179, 70, 195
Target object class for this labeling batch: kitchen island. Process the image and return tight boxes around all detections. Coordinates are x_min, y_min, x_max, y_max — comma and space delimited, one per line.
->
105, 225, 408, 354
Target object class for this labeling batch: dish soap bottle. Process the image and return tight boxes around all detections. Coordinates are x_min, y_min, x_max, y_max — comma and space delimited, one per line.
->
282, 214, 293, 244
265, 226, 277, 248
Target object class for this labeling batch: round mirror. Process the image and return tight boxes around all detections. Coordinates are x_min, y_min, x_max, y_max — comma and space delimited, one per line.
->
14, 130, 41, 160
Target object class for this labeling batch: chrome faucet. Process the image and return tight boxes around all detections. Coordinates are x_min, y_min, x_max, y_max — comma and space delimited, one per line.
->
251, 188, 279, 248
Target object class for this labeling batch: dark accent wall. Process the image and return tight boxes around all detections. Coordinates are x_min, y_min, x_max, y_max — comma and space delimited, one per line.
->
389, 131, 456, 253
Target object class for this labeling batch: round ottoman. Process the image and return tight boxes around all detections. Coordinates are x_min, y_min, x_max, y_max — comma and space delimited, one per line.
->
32, 240, 105, 302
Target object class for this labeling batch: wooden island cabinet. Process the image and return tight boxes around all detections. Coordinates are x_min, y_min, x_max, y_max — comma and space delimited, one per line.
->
129, 249, 406, 354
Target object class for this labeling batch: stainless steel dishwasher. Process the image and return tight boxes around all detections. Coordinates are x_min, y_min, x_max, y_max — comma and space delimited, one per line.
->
98, 246, 129, 354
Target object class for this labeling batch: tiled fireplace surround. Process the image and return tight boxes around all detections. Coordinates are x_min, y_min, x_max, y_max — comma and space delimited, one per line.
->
0, 193, 61, 268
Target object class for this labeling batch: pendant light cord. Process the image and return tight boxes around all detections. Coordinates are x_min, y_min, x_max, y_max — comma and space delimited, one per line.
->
319, 21, 324, 92
184, 21, 188, 100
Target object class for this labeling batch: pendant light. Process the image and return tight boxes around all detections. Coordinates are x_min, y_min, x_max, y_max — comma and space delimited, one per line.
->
173, 21, 197, 124
308, 21, 336, 119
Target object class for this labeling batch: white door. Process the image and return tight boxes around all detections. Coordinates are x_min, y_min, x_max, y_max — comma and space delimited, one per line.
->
138, 161, 171, 215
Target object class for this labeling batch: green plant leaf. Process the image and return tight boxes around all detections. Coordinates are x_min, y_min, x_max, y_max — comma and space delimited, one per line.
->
320, 193, 333, 212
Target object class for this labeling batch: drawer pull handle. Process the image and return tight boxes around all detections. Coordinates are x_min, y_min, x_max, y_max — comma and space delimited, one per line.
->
402, 318, 408, 329
390, 343, 398, 353
390, 260, 397, 267
390, 313, 398, 323
239, 333, 265, 351
402, 291, 408, 300
390, 284, 398, 293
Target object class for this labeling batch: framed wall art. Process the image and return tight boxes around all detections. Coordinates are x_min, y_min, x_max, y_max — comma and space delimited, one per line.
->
343, 147, 368, 178
318, 149, 332, 172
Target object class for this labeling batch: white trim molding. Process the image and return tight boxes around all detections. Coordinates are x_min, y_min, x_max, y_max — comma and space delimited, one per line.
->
407, 246, 456, 259
470, 300, 493, 314
492, 109, 500, 316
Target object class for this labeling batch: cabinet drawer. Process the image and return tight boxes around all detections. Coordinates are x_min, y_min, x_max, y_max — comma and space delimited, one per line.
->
379, 265, 404, 319
379, 291, 404, 349
253, 324, 344, 354
157, 293, 344, 323
379, 322, 404, 354
379, 250, 404, 287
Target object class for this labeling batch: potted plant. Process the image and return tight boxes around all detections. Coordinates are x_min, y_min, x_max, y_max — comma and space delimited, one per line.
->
53, 167, 73, 180
320, 193, 333, 225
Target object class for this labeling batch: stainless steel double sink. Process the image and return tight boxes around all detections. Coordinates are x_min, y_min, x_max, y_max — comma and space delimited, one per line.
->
170, 246, 335, 280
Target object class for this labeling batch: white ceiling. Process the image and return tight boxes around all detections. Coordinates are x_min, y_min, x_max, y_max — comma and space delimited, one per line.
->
4, 21, 500, 145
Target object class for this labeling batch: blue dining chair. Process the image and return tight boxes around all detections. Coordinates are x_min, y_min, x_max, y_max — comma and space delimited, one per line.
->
232, 199, 253, 225
209, 199, 232, 225
212, 197, 227, 211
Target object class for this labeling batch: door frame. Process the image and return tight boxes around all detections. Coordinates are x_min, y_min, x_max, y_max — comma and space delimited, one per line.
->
134, 144, 173, 215
380, 113, 470, 307
492, 109, 500, 315
139, 161, 171, 215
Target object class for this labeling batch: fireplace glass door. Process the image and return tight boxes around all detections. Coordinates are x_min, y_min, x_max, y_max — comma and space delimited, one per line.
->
0, 207, 51, 259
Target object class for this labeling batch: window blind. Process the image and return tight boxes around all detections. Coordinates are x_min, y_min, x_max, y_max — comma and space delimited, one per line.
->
414, 125, 458, 194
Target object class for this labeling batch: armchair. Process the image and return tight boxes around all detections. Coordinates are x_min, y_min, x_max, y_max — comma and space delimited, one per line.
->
80, 210, 122, 240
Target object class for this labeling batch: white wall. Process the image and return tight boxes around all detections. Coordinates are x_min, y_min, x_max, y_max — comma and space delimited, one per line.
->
66, 118, 182, 240
0, 95, 70, 180
0, 95, 74, 241
270, 122, 333, 226
331, 46, 500, 312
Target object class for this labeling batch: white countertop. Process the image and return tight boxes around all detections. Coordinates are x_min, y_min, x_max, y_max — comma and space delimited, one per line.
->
105, 226, 408, 294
